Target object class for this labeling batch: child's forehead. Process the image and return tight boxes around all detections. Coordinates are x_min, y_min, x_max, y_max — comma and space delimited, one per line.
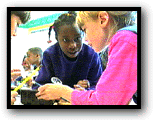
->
58, 24, 81, 34
59, 24, 79, 29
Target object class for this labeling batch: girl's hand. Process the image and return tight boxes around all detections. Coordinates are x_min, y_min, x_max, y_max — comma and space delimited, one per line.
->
36, 84, 74, 102
36, 84, 61, 100
74, 85, 85, 91
75, 80, 90, 89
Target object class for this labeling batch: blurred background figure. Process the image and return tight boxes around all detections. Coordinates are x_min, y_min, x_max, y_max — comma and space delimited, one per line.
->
11, 11, 31, 105
26, 47, 43, 68
11, 11, 30, 37
14, 47, 43, 88
11, 11, 31, 80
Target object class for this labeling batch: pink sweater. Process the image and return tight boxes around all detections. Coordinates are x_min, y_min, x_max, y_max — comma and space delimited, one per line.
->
71, 30, 137, 105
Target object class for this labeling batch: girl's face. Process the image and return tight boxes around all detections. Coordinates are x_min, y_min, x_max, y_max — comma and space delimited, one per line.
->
81, 19, 107, 53
57, 24, 82, 58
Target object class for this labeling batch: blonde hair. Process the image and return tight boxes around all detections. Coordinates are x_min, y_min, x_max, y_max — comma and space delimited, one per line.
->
76, 11, 135, 40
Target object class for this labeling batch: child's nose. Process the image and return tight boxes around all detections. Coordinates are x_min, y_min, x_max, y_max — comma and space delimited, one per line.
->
69, 41, 77, 49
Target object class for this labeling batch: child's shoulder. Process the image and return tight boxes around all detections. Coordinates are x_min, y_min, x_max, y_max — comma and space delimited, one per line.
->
81, 44, 97, 56
44, 42, 60, 54
112, 30, 137, 47
82, 43, 95, 52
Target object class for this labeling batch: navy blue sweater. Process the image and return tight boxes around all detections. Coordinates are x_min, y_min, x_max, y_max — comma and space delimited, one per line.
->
33, 43, 103, 89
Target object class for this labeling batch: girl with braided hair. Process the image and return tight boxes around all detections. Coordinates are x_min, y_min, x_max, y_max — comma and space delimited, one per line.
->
33, 12, 103, 93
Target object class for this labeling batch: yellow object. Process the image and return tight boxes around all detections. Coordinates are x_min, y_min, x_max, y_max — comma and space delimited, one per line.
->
28, 23, 53, 34
13, 65, 42, 92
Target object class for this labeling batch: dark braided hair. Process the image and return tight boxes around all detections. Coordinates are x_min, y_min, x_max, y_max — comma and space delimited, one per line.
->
48, 11, 76, 41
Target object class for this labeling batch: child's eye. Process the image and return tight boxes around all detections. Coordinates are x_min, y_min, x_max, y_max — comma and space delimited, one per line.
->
74, 37, 81, 42
63, 38, 69, 42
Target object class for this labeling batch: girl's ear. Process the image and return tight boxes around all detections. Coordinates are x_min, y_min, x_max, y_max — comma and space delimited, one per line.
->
98, 11, 109, 28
